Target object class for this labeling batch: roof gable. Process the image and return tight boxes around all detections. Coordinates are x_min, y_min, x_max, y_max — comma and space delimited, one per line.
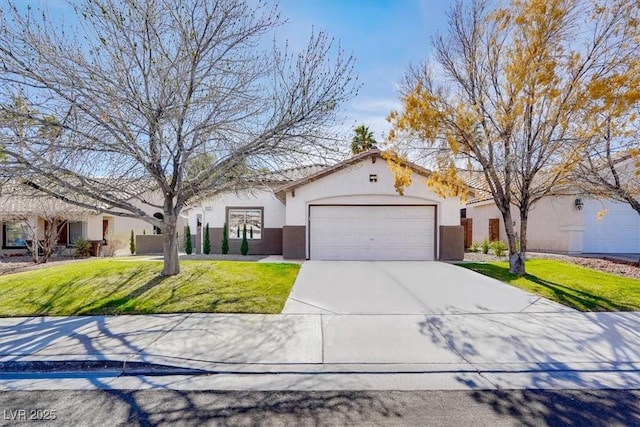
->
274, 149, 432, 198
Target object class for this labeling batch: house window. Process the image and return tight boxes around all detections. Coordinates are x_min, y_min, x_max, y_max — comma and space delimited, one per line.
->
228, 208, 262, 240
44, 220, 68, 246
153, 212, 163, 234
2, 221, 29, 248
68, 221, 86, 245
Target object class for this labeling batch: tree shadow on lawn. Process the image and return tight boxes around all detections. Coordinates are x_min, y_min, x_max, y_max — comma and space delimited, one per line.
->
80, 275, 171, 315
464, 263, 633, 311
13, 266, 152, 317
16, 263, 269, 315
64, 268, 165, 316
523, 274, 634, 312
77, 269, 207, 315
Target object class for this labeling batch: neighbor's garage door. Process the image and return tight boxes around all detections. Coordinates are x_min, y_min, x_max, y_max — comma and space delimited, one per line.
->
582, 200, 640, 253
309, 205, 435, 260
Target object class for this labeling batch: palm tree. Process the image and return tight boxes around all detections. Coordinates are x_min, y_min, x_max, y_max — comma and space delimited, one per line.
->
351, 124, 376, 155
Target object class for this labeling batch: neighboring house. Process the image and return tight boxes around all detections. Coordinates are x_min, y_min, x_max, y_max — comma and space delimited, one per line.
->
0, 183, 181, 257
187, 149, 466, 260
464, 156, 640, 254
465, 195, 585, 254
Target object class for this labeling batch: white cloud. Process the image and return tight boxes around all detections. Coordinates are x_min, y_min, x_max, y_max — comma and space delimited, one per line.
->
351, 97, 401, 114
345, 97, 401, 141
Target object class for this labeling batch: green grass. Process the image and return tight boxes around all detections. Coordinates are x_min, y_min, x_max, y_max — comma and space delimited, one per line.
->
0, 259, 300, 316
460, 259, 640, 312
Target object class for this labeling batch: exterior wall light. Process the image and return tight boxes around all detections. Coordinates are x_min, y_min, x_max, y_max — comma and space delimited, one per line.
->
369, 174, 378, 182
574, 198, 584, 210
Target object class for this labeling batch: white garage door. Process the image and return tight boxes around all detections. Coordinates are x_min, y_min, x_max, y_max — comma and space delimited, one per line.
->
309, 205, 436, 260
582, 200, 640, 253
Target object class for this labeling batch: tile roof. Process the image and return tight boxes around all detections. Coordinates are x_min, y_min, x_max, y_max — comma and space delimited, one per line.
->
250, 164, 329, 184
462, 168, 581, 205
0, 183, 96, 219
460, 171, 494, 204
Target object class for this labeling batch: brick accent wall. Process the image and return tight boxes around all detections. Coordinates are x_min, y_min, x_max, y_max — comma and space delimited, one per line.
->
283, 226, 306, 259
136, 235, 164, 254
439, 225, 464, 261
209, 227, 282, 255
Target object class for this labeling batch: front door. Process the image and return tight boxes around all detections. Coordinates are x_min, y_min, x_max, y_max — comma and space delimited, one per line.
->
489, 218, 500, 241
58, 222, 68, 245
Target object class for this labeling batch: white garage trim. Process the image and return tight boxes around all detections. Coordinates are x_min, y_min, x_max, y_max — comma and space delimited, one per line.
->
308, 204, 437, 260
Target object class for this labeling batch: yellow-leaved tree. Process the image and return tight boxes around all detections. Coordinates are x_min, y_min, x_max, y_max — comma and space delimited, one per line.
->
388, 0, 640, 275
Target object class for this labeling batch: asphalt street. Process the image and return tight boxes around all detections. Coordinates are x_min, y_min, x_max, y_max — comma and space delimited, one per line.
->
1, 389, 638, 426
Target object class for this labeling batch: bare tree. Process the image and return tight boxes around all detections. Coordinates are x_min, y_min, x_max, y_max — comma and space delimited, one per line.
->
574, 117, 640, 214
103, 228, 129, 257
388, 0, 640, 275
0, 0, 357, 275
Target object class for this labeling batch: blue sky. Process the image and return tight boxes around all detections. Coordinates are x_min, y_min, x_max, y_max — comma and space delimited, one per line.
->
20, 0, 451, 142
276, 0, 451, 141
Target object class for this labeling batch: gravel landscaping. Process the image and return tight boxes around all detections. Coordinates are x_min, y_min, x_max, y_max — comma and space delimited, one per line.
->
0, 257, 92, 276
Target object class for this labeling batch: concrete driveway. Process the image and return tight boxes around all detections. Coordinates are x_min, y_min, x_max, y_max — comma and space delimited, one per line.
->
282, 261, 573, 315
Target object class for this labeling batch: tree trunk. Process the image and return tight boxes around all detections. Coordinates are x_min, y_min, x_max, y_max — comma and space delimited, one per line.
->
31, 236, 39, 264
498, 204, 526, 276
509, 251, 525, 276
510, 208, 529, 276
161, 201, 180, 276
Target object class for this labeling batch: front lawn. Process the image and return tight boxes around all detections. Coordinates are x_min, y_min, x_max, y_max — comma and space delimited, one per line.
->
460, 259, 640, 311
0, 259, 300, 316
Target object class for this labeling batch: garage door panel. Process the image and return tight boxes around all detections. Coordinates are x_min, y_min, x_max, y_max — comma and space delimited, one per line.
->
582, 200, 640, 253
309, 205, 435, 261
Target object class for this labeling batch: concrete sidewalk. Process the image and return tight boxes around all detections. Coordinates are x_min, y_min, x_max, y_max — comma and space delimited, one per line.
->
1, 311, 640, 390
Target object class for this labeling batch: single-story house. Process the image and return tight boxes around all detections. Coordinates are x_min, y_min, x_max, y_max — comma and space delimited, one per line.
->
464, 156, 640, 254
0, 183, 183, 257
186, 149, 466, 260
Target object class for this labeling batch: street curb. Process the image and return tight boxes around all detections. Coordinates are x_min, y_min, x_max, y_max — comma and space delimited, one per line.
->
3, 359, 640, 377
0, 360, 208, 377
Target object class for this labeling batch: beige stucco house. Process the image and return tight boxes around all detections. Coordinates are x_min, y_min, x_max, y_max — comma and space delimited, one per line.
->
187, 149, 466, 260
465, 156, 640, 254
0, 184, 180, 258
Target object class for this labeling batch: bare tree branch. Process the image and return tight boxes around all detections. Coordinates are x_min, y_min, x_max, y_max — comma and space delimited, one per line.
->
0, 0, 358, 275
